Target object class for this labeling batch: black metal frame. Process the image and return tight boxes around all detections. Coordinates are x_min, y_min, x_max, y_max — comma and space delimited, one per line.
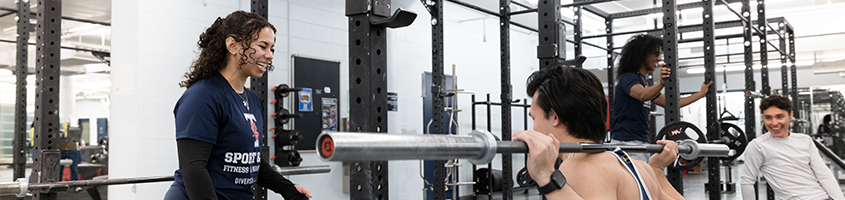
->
32, 0, 63, 199
12, 0, 32, 182
573, 6, 583, 68
778, 17, 789, 127
701, 0, 721, 198
347, 0, 396, 199
606, 16, 615, 139
757, 0, 770, 96
0, 6, 111, 26
425, 0, 446, 199
469, 94, 533, 199
537, 0, 567, 68
788, 24, 799, 132
660, 0, 684, 193
249, 1, 270, 199
498, 0, 515, 199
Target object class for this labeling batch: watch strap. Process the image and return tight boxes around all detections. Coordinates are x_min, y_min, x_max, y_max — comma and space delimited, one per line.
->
537, 158, 565, 195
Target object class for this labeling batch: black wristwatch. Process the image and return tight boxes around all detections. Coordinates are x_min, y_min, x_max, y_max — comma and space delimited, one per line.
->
537, 170, 566, 195
537, 158, 565, 195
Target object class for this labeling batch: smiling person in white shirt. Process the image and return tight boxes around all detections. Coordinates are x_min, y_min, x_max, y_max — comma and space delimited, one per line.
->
740, 94, 845, 200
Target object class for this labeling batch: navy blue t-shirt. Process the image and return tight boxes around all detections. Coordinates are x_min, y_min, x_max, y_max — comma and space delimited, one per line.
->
172, 74, 264, 200
611, 72, 653, 142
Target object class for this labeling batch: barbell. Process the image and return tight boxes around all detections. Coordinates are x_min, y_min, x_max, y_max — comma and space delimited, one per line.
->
653, 121, 748, 170
317, 129, 730, 165
0, 165, 331, 197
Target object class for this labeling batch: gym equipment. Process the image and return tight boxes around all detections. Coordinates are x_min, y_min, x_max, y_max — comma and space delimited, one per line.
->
273, 150, 303, 167
474, 168, 506, 194
272, 84, 301, 99
80, 145, 108, 165
272, 108, 301, 125
654, 121, 749, 169
317, 129, 729, 165
653, 121, 708, 170
515, 167, 535, 187
0, 165, 330, 198
718, 123, 747, 162
273, 129, 302, 146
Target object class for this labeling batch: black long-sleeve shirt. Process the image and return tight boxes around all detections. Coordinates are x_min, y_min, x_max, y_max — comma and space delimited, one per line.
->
177, 139, 308, 200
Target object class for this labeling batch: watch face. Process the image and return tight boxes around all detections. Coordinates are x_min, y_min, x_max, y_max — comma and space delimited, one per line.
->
552, 170, 566, 188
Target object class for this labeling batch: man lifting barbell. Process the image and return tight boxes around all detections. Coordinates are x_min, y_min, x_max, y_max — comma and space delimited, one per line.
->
315, 65, 733, 199
513, 65, 685, 199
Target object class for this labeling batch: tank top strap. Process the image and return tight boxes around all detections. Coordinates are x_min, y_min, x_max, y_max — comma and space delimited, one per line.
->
609, 147, 652, 200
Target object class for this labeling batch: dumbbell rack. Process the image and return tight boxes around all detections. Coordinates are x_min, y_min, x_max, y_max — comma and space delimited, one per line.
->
271, 84, 303, 167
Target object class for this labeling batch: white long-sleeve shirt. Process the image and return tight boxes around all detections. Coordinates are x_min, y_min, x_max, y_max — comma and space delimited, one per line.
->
740, 132, 845, 200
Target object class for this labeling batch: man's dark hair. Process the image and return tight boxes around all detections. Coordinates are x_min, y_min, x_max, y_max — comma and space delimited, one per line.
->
824, 114, 831, 125
759, 95, 792, 114
527, 65, 607, 143
617, 34, 662, 78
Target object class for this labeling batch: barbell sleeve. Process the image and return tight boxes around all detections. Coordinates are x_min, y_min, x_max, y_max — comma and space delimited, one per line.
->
318, 129, 730, 165
317, 129, 497, 165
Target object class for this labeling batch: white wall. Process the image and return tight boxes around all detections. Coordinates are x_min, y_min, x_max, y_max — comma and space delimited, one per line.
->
111, 0, 249, 199
110, 0, 538, 199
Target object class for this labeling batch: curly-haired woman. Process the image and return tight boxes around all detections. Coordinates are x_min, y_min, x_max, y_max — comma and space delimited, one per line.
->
164, 11, 311, 200
609, 34, 711, 163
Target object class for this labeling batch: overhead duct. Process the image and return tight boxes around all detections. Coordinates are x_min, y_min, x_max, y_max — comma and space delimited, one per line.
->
813, 58, 845, 75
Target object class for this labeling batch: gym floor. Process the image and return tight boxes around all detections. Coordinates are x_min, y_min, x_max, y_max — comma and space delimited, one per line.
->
465, 161, 845, 200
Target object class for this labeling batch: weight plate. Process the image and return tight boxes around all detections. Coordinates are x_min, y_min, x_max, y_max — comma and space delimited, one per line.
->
516, 167, 536, 187
655, 121, 707, 170
274, 108, 291, 125
274, 84, 291, 99
719, 123, 747, 162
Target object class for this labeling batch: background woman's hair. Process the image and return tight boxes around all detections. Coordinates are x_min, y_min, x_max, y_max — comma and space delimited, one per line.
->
617, 34, 662, 78
180, 11, 276, 88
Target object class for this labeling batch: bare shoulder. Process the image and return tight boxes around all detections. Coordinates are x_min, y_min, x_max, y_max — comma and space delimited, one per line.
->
632, 160, 658, 180
559, 153, 627, 199
632, 159, 673, 200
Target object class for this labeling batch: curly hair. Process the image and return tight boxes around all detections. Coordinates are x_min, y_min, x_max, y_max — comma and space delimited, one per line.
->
617, 34, 662, 78
180, 11, 277, 88
527, 65, 608, 143
759, 94, 792, 114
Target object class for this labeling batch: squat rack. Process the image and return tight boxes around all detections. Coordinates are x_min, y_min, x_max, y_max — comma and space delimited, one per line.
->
429, 0, 799, 200
9, 0, 284, 200
551, 0, 797, 198
342, 0, 798, 199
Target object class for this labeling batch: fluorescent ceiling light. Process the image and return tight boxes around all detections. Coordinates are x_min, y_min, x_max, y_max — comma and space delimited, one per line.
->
686, 64, 762, 74
84, 63, 110, 73
795, 60, 814, 66
815, 54, 845, 60
686, 67, 705, 74
821, 58, 844, 62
